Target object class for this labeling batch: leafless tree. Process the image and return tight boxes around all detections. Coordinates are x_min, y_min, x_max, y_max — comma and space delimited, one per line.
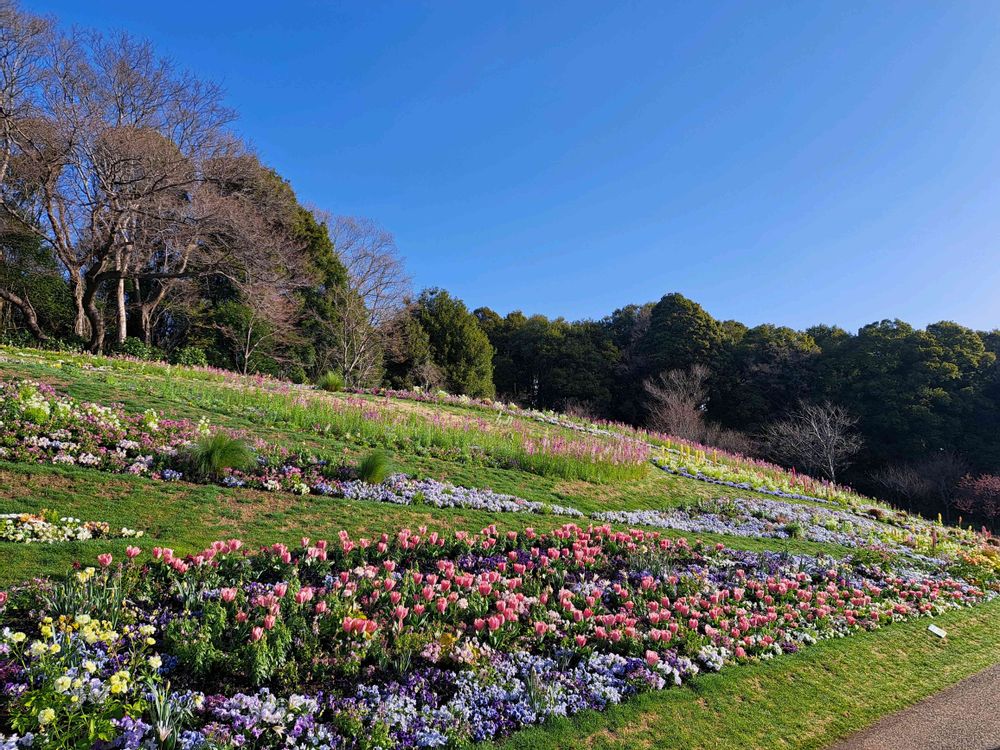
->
873, 450, 967, 519
763, 401, 863, 483
872, 463, 930, 512
0, 4, 249, 351
642, 364, 754, 452
0, 2, 52, 336
305, 213, 409, 385
643, 364, 712, 440
326, 215, 410, 327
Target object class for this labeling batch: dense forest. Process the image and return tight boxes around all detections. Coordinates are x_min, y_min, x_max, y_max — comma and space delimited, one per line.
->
2, 1, 1000, 525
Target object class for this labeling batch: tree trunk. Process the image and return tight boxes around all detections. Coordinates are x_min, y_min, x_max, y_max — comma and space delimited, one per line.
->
72, 274, 89, 339
0, 289, 48, 341
116, 277, 127, 344
82, 274, 106, 354
140, 305, 154, 345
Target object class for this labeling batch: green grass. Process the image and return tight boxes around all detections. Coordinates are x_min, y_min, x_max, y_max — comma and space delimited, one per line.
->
493, 598, 1000, 750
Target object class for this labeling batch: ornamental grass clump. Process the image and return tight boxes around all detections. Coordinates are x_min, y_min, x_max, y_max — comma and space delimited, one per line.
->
357, 449, 390, 484
316, 370, 346, 392
184, 432, 255, 480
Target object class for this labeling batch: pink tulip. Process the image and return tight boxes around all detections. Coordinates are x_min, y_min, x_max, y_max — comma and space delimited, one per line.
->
534, 621, 548, 636
645, 650, 660, 667
220, 588, 238, 603
315, 601, 328, 615
251, 626, 264, 642
273, 583, 288, 598
0, 592, 7, 608
125, 546, 141, 559
263, 615, 276, 630
97, 553, 113, 568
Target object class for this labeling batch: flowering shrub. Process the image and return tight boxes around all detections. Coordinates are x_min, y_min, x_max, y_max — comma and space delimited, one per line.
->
0, 513, 143, 544
0, 523, 993, 748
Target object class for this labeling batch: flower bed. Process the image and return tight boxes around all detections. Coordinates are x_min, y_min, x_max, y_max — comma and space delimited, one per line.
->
0, 381, 588, 521
0, 378, 647, 485
339, 474, 583, 517
594, 497, 930, 557
345, 383, 868, 506
0, 523, 993, 748
653, 461, 842, 504
0, 513, 143, 544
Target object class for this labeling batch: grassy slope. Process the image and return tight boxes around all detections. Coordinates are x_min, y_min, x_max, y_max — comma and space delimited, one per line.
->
1, 346, 998, 749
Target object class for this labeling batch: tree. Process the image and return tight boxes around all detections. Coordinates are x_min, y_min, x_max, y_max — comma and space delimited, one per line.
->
382, 305, 439, 390
638, 293, 723, 379
0, 227, 68, 339
763, 402, 863, 483
711, 324, 819, 430
413, 289, 494, 397
643, 365, 711, 440
0, 7, 244, 351
955, 474, 1000, 525
314, 214, 410, 386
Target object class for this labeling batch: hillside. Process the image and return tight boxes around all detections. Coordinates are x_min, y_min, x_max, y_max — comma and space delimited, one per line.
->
1, 343, 999, 749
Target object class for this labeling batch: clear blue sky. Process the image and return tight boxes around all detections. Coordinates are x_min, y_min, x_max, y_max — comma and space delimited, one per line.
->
26, 0, 1000, 331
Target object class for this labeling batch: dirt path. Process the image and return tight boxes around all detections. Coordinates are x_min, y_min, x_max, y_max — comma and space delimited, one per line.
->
829, 663, 1000, 750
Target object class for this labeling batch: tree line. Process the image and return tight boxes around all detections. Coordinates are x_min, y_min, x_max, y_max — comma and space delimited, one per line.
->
3, 1, 999, 525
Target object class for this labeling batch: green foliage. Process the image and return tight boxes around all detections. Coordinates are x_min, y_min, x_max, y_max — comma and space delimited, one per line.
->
357, 449, 390, 483
286, 364, 308, 384
316, 370, 346, 392
638, 292, 724, 379
172, 346, 208, 367
384, 310, 437, 389
414, 288, 495, 398
183, 433, 255, 480
116, 337, 162, 361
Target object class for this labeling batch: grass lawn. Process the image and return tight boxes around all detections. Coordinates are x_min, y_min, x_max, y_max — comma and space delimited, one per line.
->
494, 597, 1000, 750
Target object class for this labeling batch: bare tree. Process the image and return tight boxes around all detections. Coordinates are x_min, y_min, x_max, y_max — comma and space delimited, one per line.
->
763, 401, 863, 483
643, 364, 712, 440
0, 6, 247, 351
306, 213, 410, 386
321, 288, 384, 386
326, 215, 410, 327
642, 364, 754, 452
872, 463, 930, 512
0, 2, 53, 336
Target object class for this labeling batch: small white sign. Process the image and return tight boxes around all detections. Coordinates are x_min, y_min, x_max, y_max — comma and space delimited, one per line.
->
928, 624, 947, 639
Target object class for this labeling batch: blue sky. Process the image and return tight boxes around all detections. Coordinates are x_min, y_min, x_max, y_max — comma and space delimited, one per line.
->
26, 1, 1000, 331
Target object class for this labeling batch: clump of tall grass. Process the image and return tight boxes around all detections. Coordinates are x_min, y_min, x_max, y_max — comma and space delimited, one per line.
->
357, 449, 390, 484
183, 433, 255, 480
316, 371, 346, 393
